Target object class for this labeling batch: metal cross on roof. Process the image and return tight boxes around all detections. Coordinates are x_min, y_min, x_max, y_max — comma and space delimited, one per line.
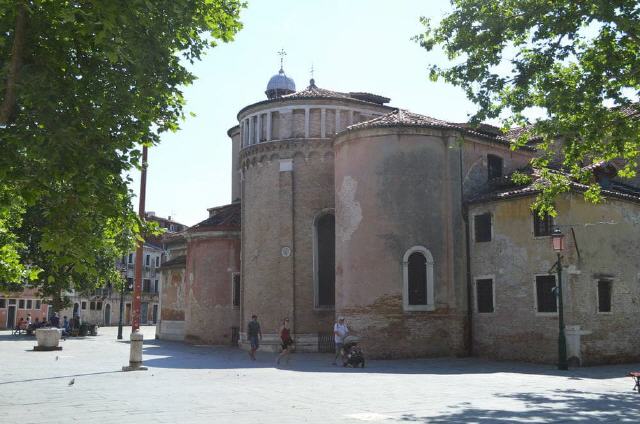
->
277, 49, 287, 71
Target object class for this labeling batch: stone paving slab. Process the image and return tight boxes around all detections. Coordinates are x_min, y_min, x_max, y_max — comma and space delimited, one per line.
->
1, 326, 639, 423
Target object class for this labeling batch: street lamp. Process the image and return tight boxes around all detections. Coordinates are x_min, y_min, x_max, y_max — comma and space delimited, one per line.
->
551, 227, 568, 371
117, 264, 127, 340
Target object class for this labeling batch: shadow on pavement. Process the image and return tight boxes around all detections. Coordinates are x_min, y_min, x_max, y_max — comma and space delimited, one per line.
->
0, 370, 122, 386
398, 389, 640, 422
139, 339, 640, 380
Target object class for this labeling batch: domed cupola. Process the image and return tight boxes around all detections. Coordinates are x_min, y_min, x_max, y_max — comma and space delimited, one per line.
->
265, 67, 296, 99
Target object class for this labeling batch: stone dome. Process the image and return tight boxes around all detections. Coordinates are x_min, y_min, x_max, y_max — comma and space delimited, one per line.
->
265, 68, 296, 99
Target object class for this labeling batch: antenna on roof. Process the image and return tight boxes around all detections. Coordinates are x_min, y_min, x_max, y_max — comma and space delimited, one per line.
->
277, 48, 287, 72
310, 63, 316, 87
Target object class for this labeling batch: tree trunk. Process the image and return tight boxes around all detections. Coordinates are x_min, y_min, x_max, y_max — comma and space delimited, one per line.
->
0, 0, 27, 126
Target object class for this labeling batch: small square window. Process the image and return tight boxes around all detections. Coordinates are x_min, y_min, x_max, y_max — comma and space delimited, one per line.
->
35, 300, 41, 310
18, 299, 25, 309
96, 301, 103, 311
90, 301, 96, 310
26, 299, 32, 309
476, 278, 494, 313
487, 154, 503, 180
8, 299, 16, 305
597, 280, 612, 313
536, 275, 557, 313
128, 253, 133, 264
0, 299, 6, 308
81, 301, 87, 310
533, 211, 553, 237
474, 213, 492, 242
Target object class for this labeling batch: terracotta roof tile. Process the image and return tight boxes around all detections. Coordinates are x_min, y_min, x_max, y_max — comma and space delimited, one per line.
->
345, 109, 536, 150
189, 202, 240, 232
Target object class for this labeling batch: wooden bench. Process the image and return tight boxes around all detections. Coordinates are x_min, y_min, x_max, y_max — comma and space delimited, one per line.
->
628, 372, 640, 393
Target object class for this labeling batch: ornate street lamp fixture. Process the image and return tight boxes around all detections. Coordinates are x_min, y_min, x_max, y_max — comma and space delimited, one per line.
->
551, 227, 568, 370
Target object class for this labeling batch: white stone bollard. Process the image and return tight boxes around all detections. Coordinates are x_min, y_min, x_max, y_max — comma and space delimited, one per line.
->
122, 330, 148, 371
34, 328, 62, 351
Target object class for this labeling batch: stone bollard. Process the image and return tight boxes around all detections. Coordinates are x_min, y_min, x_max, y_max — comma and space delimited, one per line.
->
122, 330, 148, 372
34, 328, 63, 351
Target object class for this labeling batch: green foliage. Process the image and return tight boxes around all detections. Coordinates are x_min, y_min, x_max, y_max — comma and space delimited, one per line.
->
0, 0, 244, 302
417, 1, 640, 211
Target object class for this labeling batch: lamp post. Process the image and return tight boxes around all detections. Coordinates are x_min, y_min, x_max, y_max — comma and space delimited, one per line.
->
551, 227, 568, 371
123, 144, 148, 372
117, 264, 126, 340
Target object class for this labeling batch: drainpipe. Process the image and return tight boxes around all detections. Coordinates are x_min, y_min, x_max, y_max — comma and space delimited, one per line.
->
459, 144, 473, 357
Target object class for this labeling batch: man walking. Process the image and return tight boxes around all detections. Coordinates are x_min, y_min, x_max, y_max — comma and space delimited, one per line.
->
247, 314, 262, 360
333, 316, 348, 365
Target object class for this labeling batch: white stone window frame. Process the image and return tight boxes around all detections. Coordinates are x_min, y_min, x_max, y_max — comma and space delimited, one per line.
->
533, 273, 559, 316
595, 278, 614, 315
402, 246, 435, 312
471, 211, 494, 243
231, 272, 241, 309
474, 274, 496, 314
312, 208, 336, 310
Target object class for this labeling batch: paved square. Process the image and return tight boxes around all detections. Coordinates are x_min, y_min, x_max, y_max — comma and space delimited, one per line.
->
1, 326, 638, 423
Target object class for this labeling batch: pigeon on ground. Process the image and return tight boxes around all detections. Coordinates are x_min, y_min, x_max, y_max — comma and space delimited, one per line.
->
68, 378, 75, 386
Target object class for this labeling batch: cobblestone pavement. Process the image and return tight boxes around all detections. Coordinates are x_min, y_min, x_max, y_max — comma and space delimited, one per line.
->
1, 326, 638, 423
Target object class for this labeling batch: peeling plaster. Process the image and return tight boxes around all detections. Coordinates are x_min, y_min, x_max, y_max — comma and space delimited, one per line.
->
337, 176, 362, 242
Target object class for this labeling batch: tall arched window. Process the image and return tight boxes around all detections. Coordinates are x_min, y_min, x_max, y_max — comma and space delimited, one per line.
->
314, 212, 335, 308
403, 246, 435, 311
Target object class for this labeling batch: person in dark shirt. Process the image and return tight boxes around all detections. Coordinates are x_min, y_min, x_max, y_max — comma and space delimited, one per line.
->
50, 313, 60, 328
247, 314, 262, 360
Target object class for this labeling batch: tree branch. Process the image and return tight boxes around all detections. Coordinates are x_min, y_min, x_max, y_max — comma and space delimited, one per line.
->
0, 0, 27, 126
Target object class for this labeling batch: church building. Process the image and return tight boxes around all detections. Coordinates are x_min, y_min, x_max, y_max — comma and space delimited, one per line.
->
157, 64, 640, 365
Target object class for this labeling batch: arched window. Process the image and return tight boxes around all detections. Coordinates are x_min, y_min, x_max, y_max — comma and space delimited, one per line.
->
403, 246, 435, 311
314, 212, 335, 308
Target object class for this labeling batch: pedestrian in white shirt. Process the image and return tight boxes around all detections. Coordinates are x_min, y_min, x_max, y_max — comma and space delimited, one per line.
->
333, 317, 348, 365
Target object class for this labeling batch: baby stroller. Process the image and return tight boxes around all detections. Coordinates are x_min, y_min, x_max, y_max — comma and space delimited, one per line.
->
342, 335, 365, 368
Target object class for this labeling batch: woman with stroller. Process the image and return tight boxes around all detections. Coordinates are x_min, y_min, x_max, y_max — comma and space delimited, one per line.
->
276, 317, 293, 365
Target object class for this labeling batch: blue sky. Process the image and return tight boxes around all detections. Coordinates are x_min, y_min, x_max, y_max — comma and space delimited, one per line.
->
131, 0, 477, 226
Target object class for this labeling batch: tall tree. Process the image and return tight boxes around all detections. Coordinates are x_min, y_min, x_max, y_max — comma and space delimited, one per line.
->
417, 0, 640, 213
0, 1, 245, 299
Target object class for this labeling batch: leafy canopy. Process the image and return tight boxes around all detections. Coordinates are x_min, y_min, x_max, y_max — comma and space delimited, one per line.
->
0, 0, 245, 302
417, 0, 640, 214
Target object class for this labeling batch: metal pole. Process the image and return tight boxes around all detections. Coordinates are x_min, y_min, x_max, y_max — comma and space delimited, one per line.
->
132, 145, 147, 333
123, 145, 148, 371
117, 281, 124, 340
557, 253, 568, 370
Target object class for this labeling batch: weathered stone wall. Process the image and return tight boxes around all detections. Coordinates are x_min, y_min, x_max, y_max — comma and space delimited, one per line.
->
184, 234, 240, 344
240, 139, 336, 351
470, 194, 640, 364
461, 139, 534, 198
158, 267, 186, 340
238, 97, 391, 351
334, 127, 467, 358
